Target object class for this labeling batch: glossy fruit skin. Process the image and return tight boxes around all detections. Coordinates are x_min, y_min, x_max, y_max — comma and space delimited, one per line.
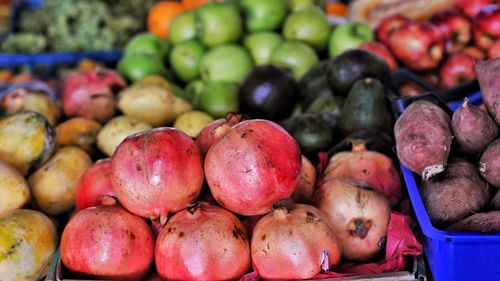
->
205, 119, 301, 216
439, 53, 477, 88
155, 203, 251, 280
200, 44, 254, 84
239, 65, 299, 121
455, 0, 494, 18
375, 14, 411, 45
62, 68, 126, 124
75, 158, 116, 210
243, 32, 283, 66
61, 205, 154, 280
283, 7, 330, 50
241, 0, 287, 32
328, 22, 374, 57
489, 39, 500, 58
388, 22, 445, 71
0, 209, 57, 281
195, 3, 243, 48
111, 128, 204, 223
430, 9, 472, 53
473, 6, 500, 50
251, 204, 342, 279
169, 11, 197, 44
323, 141, 402, 205
147, 1, 185, 39
359, 41, 398, 70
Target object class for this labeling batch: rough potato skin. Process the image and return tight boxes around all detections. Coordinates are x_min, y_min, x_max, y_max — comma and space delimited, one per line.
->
423, 159, 489, 226
395, 100, 452, 180
476, 58, 500, 125
452, 99, 499, 154
479, 138, 500, 188
447, 211, 500, 233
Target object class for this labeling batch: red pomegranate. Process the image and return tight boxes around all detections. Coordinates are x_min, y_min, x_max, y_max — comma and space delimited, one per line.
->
60, 205, 154, 280
291, 155, 317, 204
111, 127, 204, 224
195, 112, 247, 158
323, 140, 402, 205
314, 178, 391, 262
62, 67, 126, 124
251, 203, 342, 279
155, 203, 251, 280
205, 119, 301, 216
75, 158, 116, 210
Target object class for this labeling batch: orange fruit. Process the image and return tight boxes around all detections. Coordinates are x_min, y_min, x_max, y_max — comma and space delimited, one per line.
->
148, 1, 186, 39
183, 0, 209, 10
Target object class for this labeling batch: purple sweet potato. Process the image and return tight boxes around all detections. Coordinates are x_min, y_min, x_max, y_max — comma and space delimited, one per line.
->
395, 100, 452, 180
492, 191, 500, 210
422, 159, 489, 226
446, 211, 500, 233
452, 98, 499, 154
479, 138, 500, 188
476, 58, 500, 125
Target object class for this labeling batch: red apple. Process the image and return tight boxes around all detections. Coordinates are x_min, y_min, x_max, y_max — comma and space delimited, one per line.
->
430, 9, 471, 53
463, 46, 487, 59
359, 42, 398, 70
420, 71, 440, 88
399, 82, 426, 97
375, 14, 411, 45
439, 53, 477, 89
473, 5, 500, 50
456, 0, 494, 18
388, 22, 445, 71
488, 39, 500, 58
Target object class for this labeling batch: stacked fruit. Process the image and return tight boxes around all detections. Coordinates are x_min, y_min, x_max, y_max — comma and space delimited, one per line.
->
370, 0, 500, 93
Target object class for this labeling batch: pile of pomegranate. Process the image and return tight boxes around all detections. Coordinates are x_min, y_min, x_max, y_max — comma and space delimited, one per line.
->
62, 114, 405, 280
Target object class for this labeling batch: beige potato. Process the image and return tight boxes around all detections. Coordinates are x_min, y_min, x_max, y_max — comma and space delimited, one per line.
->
56, 117, 102, 154
29, 147, 92, 215
0, 160, 30, 218
174, 110, 214, 138
118, 82, 192, 127
0, 209, 57, 281
97, 115, 152, 157
1, 89, 61, 126
0, 111, 56, 176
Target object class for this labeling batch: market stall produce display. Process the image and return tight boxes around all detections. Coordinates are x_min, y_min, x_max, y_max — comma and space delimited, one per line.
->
1, 0, 500, 280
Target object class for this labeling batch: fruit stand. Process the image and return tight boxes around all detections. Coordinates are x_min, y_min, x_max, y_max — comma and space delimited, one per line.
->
0, 1, 499, 281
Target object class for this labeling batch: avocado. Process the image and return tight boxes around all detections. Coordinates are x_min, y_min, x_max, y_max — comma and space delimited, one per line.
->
305, 95, 344, 129
339, 77, 392, 135
281, 113, 334, 154
327, 49, 391, 96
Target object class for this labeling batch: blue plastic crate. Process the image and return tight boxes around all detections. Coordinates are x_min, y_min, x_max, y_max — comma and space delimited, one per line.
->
1, 0, 123, 69
401, 94, 500, 281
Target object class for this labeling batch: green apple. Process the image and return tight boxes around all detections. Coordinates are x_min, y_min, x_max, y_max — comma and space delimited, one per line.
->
270, 41, 319, 80
118, 53, 172, 82
198, 81, 239, 118
124, 33, 169, 60
169, 40, 205, 83
200, 44, 254, 84
287, 0, 324, 12
244, 32, 283, 66
185, 79, 205, 107
169, 11, 197, 45
241, 0, 287, 32
283, 7, 330, 50
329, 22, 374, 57
196, 3, 243, 48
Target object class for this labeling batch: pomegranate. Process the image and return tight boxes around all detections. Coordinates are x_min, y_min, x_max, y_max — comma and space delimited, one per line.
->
111, 128, 204, 224
75, 158, 116, 210
251, 203, 342, 279
155, 203, 251, 280
60, 205, 154, 280
195, 112, 247, 158
314, 178, 391, 262
205, 119, 301, 216
291, 155, 317, 204
62, 67, 126, 124
323, 140, 402, 205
